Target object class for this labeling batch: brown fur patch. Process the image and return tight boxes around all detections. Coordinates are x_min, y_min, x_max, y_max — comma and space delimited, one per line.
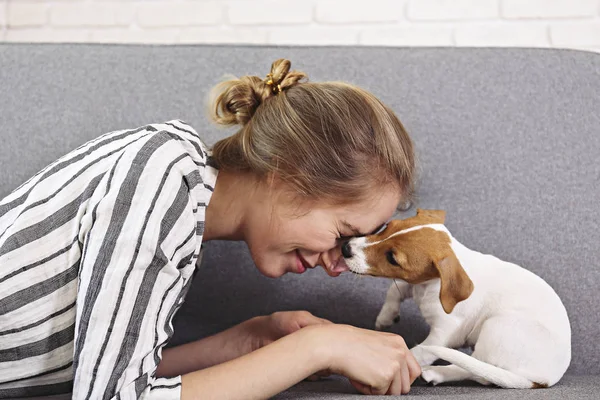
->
366, 209, 446, 238
362, 209, 474, 313
531, 382, 549, 389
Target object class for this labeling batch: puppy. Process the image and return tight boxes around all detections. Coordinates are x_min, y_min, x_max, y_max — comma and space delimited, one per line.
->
342, 209, 571, 388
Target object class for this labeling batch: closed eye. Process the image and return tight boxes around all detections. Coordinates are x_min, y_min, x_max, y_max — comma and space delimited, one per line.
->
386, 250, 399, 266
337, 234, 354, 242
337, 223, 388, 241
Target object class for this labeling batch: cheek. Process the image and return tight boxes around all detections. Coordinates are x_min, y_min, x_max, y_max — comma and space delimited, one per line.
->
246, 244, 290, 278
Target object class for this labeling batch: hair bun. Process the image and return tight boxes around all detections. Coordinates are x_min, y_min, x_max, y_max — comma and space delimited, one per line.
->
209, 59, 308, 126
266, 59, 307, 94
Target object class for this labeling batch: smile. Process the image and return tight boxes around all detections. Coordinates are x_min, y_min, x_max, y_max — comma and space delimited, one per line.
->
295, 250, 313, 273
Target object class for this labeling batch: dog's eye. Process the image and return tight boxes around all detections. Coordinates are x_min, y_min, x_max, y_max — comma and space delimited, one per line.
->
386, 250, 399, 266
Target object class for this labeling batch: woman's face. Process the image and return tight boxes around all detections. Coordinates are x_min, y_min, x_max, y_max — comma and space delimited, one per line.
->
244, 184, 402, 278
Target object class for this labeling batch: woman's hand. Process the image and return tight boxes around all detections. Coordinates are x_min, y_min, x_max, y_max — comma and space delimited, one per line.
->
246, 310, 333, 381
158, 310, 330, 378
251, 311, 332, 349
177, 317, 419, 399
304, 324, 422, 395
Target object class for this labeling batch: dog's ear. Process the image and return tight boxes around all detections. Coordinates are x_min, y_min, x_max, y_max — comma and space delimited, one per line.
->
416, 209, 446, 224
432, 252, 474, 314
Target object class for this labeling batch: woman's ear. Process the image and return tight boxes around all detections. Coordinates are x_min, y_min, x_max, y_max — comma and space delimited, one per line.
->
432, 252, 474, 314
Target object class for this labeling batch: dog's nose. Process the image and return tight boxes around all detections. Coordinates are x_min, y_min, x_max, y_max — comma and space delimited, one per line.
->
341, 241, 353, 258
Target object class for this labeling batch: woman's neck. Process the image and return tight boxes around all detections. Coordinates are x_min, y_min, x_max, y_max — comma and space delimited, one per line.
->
203, 169, 255, 242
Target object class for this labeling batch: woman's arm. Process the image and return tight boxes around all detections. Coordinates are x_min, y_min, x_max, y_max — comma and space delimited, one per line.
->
180, 326, 322, 400
157, 311, 332, 377
179, 323, 421, 399
156, 316, 265, 377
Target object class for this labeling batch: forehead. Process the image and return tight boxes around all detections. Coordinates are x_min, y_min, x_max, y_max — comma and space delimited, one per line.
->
339, 189, 401, 230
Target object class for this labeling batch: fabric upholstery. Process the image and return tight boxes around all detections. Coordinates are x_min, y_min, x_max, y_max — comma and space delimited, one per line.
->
1, 44, 598, 399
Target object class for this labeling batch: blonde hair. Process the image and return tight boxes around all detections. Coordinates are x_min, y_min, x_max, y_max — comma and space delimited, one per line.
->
209, 59, 415, 205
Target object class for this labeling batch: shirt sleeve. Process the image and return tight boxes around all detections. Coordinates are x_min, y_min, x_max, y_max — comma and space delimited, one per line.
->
71, 131, 203, 400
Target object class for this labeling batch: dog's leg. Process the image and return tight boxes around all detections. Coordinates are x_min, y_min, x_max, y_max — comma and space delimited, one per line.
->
375, 280, 411, 330
421, 365, 491, 386
411, 344, 441, 367
411, 325, 463, 367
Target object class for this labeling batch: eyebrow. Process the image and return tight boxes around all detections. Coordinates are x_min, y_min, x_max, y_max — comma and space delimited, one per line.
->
341, 221, 363, 237
341, 221, 386, 238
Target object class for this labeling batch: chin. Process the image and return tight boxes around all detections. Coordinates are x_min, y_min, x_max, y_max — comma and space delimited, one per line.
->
253, 259, 287, 279
261, 268, 286, 279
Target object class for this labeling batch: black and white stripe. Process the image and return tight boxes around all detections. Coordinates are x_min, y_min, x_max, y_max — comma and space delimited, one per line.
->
0, 120, 218, 399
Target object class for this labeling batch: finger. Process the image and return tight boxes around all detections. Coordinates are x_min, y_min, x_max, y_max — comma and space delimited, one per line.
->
357, 376, 389, 396
386, 375, 403, 395
406, 352, 422, 383
298, 313, 331, 328
350, 380, 373, 395
371, 382, 391, 396
400, 360, 411, 394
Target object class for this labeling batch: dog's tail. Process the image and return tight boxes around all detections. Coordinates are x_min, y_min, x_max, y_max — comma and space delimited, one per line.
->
420, 345, 540, 389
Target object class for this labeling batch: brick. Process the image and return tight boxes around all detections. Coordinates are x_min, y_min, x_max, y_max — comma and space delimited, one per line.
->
550, 22, 600, 47
316, 0, 405, 24
455, 23, 549, 47
408, 0, 498, 21
137, 1, 222, 27
267, 27, 359, 45
228, 0, 312, 25
50, 2, 135, 27
8, 2, 48, 27
5, 28, 89, 43
0, 2, 6, 28
359, 25, 454, 46
179, 27, 267, 44
90, 28, 179, 44
502, 0, 598, 19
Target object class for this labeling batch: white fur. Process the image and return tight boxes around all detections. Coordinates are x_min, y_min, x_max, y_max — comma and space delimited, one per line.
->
348, 224, 571, 389
343, 237, 370, 274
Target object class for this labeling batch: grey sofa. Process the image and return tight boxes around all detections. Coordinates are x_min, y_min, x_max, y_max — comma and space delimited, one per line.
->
1, 44, 599, 399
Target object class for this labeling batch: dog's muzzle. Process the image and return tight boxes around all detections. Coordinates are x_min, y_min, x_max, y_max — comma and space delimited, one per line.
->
341, 241, 353, 258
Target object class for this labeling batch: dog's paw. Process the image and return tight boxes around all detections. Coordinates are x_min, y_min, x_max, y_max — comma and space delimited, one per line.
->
421, 367, 444, 386
375, 320, 390, 331
375, 314, 400, 331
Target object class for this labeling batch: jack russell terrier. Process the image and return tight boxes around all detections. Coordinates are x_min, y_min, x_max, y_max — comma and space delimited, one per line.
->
340, 209, 571, 388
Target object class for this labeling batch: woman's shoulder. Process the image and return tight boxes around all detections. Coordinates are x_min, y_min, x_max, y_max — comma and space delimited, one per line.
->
151, 120, 208, 152
152, 120, 218, 192
125, 120, 210, 165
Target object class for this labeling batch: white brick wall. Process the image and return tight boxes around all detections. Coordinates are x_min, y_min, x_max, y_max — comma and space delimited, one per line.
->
228, 1, 313, 26
408, 0, 498, 21
0, 2, 7, 35
502, 0, 598, 19
316, 1, 404, 24
1, 0, 599, 53
137, 2, 222, 27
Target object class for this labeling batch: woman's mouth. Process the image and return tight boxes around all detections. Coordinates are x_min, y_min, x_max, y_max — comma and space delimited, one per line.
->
322, 257, 350, 277
295, 250, 312, 274
293, 250, 350, 276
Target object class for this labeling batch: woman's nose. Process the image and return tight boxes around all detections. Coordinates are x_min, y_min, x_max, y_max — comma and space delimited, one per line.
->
319, 246, 342, 269
341, 241, 353, 258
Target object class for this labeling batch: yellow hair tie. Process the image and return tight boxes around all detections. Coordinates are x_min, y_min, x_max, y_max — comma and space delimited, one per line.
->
265, 73, 281, 94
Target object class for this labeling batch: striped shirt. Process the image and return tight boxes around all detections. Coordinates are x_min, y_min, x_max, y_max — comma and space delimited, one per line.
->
0, 120, 218, 399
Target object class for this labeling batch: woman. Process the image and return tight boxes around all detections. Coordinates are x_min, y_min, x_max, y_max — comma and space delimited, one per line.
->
0, 59, 420, 399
